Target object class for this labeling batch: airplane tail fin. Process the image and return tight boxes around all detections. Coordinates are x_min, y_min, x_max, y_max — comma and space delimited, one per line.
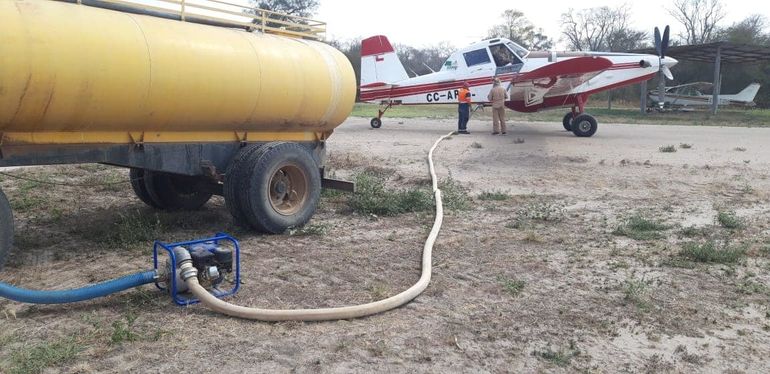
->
732, 83, 761, 102
360, 35, 409, 88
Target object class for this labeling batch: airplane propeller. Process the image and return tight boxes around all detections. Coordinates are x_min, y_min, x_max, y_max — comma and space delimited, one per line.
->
654, 26, 674, 80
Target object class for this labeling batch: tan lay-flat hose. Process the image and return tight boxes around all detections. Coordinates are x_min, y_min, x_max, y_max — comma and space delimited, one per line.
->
187, 131, 456, 321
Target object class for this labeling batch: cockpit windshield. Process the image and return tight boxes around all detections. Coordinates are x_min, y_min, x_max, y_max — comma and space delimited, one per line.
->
506, 41, 529, 59
489, 44, 522, 67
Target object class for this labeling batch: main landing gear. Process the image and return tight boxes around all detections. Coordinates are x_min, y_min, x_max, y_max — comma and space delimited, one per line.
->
370, 102, 393, 129
562, 96, 598, 137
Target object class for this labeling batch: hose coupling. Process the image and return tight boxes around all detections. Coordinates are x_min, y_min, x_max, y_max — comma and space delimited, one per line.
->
173, 246, 198, 281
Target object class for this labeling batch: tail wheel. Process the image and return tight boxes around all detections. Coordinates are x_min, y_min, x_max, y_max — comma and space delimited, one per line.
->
0, 188, 13, 270
235, 142, 320, 233
142, 171, 213, 210
571, 114, 598, 137
370, 118, 382, 128
562, 112, 574, 131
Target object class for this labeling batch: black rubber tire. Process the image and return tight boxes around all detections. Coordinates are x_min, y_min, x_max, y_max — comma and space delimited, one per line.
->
0, 188, 14, 271
130, 168, 163, 208
224, 143, 268, 226
571, 114, 598, 137
370, 118, 382, 128
562, 112, 574, 131
143, 171, 213, 210
241, 142, 321, 233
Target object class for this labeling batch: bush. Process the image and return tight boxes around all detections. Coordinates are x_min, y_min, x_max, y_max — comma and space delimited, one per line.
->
679, 241, 746, 264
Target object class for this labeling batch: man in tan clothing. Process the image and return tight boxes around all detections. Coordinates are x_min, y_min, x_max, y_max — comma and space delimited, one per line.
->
487, 78, 509, 135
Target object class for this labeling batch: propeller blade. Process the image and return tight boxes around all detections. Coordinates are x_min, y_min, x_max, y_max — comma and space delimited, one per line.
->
661, 65, 674, 81
654, 27, 662, 57
661, 26, 670, 58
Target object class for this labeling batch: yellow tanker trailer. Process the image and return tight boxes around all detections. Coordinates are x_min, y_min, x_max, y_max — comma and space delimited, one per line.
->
0, 0, 356, 268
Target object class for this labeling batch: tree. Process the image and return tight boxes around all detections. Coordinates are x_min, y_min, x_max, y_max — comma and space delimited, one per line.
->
249, 0, 319, 17
668, 0, 725, 44
560, 5, 647, 52
487, 10, 553, 51
396, 42, 455, 77
718, 14, 770, 45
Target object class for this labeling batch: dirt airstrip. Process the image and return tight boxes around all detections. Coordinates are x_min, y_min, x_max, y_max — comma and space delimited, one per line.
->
1, 117, 770, 373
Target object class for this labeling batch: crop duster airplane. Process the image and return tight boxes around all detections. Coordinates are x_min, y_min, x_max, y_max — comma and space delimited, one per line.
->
360, 29, 678, 137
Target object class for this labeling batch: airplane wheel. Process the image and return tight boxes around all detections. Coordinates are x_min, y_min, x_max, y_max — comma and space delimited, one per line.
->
571, 114, 598, 137
370, 118, 382, 129
562, 112, 574, 131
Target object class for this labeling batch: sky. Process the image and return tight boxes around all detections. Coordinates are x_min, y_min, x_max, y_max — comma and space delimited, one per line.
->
315, 0, 770, 49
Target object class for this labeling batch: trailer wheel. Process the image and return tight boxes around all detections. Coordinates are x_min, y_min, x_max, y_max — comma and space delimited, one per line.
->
143, 171, 213, 210
224, 143, 280, 226
130, 168, 162, 208
239, 142, 320, 233
0, 188, 14, 270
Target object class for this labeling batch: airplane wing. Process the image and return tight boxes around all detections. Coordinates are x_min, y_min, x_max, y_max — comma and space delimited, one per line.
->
508, 57, 613, 102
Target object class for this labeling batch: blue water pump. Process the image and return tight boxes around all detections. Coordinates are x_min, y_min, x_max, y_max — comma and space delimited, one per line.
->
153, 233, 241, 306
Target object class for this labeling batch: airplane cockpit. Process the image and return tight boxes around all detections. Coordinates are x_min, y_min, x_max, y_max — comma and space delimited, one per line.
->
441, 38, 528, 75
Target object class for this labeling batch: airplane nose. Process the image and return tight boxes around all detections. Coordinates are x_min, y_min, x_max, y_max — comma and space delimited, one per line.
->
662, 56, 678, 68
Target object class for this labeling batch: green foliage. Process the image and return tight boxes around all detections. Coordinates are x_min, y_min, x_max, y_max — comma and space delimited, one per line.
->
623, 278, 651, 310
349, 173, 433, 216
532, 341, 580, 367
478, 190, 510, 201
111, 313, 140, 345
497, 276, 526, 297
659, 145, 677, 153
288, 223, 329, 236
716, 211, 743, 229
438, 177, 471, 211
679, 241, 746, 264
613, 215, 669, 240
8, 336, 83, 374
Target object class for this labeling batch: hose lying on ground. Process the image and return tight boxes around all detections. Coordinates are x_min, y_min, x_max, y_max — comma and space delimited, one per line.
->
0, 271, 156, 304
185, 131, 456, 321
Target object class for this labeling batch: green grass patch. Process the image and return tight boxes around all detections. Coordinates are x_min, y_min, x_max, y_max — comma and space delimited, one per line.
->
288, 223, 330, 236
679, 241, 746, 264
680, 226, 708, 238
478, 190, 510, 201
348, 173, 433, 216
10, 195, 47, 213
623, 278, 651, 310
659, 145, 677, 153
497, 276, 526, 297
716, 211, 743, 229
438, 177, 471, 211
8, 336, 84, 374
111, 313, 140, 345
613, 215, 669, 240
532, 341, 580, 367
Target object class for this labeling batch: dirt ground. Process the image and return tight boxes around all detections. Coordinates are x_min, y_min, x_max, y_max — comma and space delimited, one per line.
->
1, 116, 770, 373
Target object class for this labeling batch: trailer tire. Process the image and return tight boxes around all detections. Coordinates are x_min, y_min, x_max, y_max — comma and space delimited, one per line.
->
0, 188, 14, 271
241, 142, 320, 233
143, 171, 213, 210
130, 168, 163, 208
224, 143, 269, 226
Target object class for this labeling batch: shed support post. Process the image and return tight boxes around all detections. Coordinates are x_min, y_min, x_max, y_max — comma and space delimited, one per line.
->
640, 80, 647, 114
711, 46, 722, 115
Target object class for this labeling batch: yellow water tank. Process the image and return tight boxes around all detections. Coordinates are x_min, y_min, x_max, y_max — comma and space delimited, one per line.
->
0, 0, 356, 145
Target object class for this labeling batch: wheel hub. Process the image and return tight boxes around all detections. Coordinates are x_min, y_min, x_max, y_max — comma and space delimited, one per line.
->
578, 121, 591, 132
268, 164, 308, 216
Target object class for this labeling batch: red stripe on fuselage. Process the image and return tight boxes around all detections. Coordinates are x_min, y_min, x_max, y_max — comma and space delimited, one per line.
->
360, 64, 649, 102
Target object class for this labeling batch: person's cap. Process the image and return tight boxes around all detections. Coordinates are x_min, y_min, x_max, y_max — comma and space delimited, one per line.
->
493, 78, 501, 84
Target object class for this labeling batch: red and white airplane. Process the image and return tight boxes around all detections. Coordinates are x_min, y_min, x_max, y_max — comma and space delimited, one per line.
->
360, 32, 677, 137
